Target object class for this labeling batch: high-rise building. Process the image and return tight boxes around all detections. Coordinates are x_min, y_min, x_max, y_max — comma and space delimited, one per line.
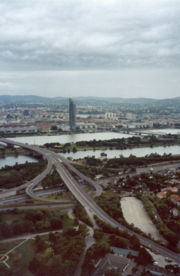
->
69, 98, 76, 130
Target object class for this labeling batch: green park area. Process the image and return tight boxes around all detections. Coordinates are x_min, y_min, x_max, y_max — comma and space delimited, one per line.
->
0, 225, 86, 276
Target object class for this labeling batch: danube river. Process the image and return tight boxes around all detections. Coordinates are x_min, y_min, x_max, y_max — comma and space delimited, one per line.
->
11, 132, 133, 145
1, 145, 179, 166
0, 155, 37, 169
1, 130, 179, 165
9, 129, 180, 146
146, 129, 180, 135
62, 145, 180, 160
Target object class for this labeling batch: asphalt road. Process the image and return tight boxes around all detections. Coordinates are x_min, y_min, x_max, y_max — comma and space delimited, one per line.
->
0, 229, 63, 244
96, 161, 180, 186
0, 204, 74, 212
0, 138, 180, 263
59, 154, 102, 196
0, 188, 71, 205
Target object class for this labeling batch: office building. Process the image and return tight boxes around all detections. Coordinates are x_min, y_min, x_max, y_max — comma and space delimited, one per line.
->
69, 98, 76, 130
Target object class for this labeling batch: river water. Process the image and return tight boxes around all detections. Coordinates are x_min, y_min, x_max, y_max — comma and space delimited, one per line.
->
0, 155, 37, 169
9, 129, 180, 146
11, 132, 133, 145
62, 145, 180, 160
145, 129, 180, 135
1, 130, 179, 163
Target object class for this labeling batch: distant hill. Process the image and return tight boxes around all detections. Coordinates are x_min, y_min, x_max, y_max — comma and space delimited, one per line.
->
0, 95, 67, 105
0, 95, 179, 106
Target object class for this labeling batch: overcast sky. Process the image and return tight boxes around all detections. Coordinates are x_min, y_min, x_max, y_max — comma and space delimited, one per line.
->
0, 0, 179, 98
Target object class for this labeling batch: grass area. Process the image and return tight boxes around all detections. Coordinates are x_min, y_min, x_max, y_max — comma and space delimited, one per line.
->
0, 239, 35, 276
0, 241, 19, 254
102, 190, 120, 199
1, 212, 24, 226
84, 187, 92, 193
62, 216, 74, 231
45, 192, 71, 201
90, 191, 96, 198
0, 171, 11, 177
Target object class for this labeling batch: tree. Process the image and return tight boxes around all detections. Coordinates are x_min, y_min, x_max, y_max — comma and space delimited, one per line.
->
72, 146, 77, 153
50, 125, 58, 131
136, 247, 153, 265
105, 268, 121, 276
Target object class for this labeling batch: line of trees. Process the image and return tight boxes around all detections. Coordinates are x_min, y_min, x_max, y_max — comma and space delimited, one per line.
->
105, 153, 180, 168
0, 160, 46, 189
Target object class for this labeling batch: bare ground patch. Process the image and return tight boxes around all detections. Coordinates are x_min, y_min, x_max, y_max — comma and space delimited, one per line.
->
120, 196, 162, 241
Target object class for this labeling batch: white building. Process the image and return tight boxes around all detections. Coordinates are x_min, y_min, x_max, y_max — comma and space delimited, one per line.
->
105, 112, 118, 121
0, 125, 38, 134
76, 123, 97, 130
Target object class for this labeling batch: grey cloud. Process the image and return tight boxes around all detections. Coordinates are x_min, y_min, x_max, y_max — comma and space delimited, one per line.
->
0, 0, 179, 70
0, 0, 180, 98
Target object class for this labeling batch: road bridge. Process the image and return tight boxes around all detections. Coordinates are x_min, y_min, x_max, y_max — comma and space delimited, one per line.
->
0, 138, 180, 263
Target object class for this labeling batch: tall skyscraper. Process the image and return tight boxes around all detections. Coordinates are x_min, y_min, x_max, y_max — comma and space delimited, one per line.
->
69, 98, 76, 130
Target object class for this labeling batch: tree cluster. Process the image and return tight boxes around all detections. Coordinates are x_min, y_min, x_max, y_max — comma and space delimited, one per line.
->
29, 227, 86, 276
0, 160, 46, 189
0, 209, 72, 239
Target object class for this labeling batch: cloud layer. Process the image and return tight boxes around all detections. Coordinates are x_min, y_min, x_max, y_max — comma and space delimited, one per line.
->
0, 0, 180, 70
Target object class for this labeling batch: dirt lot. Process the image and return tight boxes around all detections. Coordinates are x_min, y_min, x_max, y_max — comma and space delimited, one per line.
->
120, 196, 162, 241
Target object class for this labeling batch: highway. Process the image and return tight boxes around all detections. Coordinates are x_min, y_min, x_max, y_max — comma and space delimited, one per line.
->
0, 138, 53, 201
96, 161, 180, 187
0, 138, 180, 263
0, 139, 73, 204
0, 204, 74, 212
0, 188, 72, 205
59, 154, 102, 196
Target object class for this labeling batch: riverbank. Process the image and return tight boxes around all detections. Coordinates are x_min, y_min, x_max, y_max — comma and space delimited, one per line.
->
43, 135, 180, 154
1, 127, 179, 138
62, 145, 180, 160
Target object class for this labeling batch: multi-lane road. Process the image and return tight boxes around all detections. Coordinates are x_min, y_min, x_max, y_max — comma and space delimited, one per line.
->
0, 138, 180, 263
0, 188, 72, 206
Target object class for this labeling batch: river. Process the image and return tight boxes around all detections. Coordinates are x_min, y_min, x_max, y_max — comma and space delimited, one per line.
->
10, 132, 133, 145
145, 129, 180, 135
62, 145, 180, 159
8, 129, 180, 146
1, 130, 180, 162
0, 155, 37, 169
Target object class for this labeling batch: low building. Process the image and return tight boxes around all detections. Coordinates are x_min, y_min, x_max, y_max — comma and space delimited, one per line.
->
105, 112, 118, 121
170, 194, 180, 205
146, 264, 176, 276
157, 191, 166, 199
76, 122, 97, 130
0, 125, 38, 134
93, 253, 133, 276
59, 124, 70, 131
110, 247, 139, 257
167, 187, 178, 193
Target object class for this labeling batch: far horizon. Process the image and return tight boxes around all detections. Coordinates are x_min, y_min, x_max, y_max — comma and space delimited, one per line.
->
0, 69, 179, 99
0, 94, 180, 100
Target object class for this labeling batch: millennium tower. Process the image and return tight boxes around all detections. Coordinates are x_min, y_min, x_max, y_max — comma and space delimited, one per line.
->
69, 98, 76, 130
